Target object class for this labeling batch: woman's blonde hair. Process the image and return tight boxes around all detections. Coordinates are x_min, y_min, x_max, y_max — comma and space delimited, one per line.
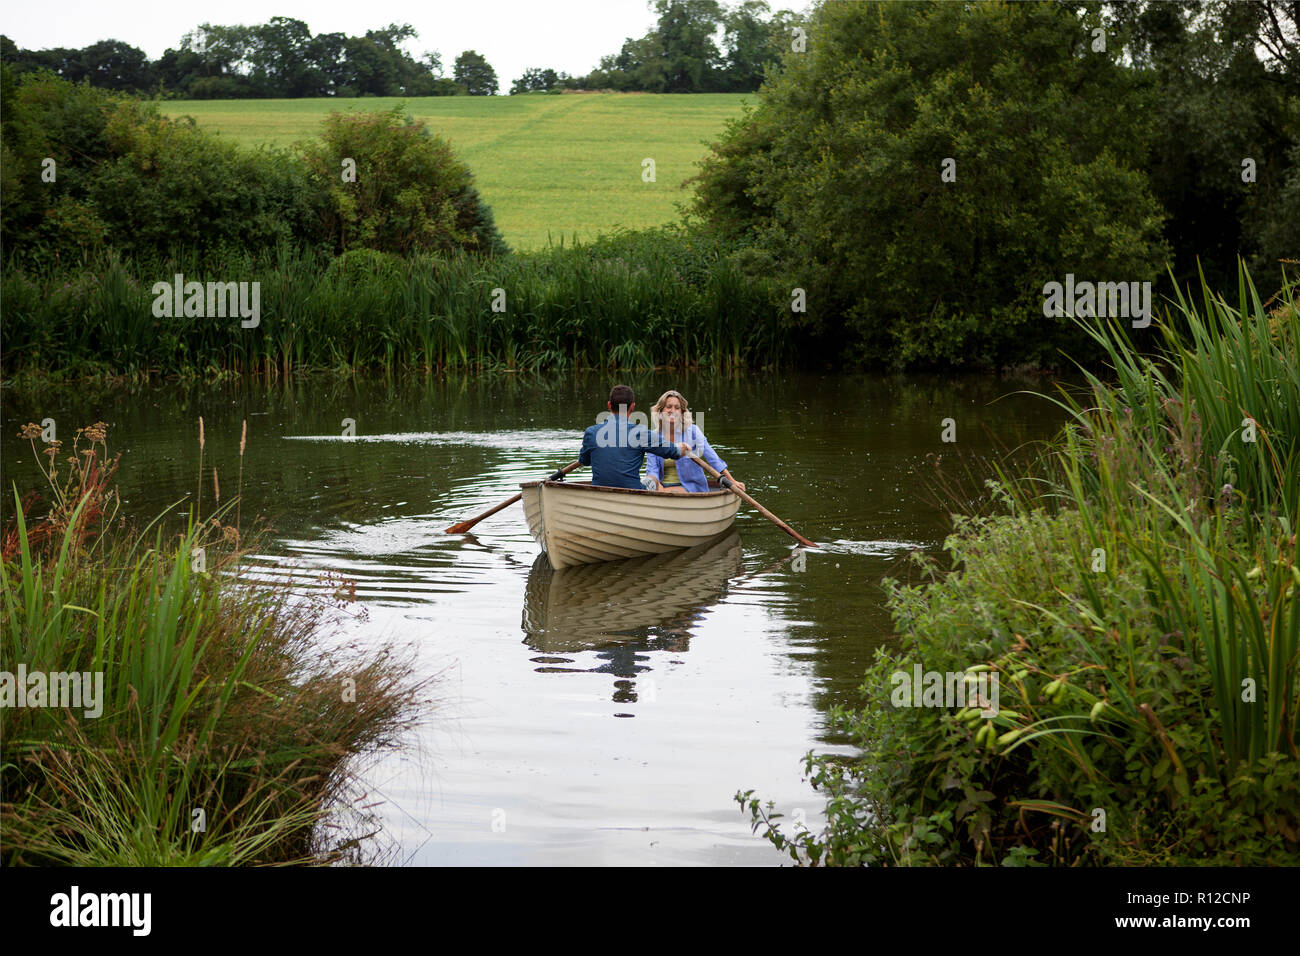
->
651, 389, 693, 433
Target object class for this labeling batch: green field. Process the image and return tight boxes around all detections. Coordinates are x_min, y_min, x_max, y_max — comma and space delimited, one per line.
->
162, 94, 752, 251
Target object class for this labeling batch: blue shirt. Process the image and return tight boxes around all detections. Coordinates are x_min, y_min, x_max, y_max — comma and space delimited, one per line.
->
647, 424, 727, 493
579, 414, 683, 489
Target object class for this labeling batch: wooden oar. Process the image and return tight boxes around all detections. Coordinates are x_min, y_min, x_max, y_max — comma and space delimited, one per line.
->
443, 460, 582, 534
685, 453, 818, 548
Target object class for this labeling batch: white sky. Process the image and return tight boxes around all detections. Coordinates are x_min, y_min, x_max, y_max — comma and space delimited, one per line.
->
1, 0, 679, 89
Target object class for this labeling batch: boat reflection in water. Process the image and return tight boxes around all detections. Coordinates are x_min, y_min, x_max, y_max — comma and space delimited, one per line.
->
521, 531, 743, 707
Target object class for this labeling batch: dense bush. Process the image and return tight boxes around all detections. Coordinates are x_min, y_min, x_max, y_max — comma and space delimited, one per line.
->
0, 70, 325, 264
298, 106, 507, 256
691, 0, 1171, 368
91, 107, 326, 259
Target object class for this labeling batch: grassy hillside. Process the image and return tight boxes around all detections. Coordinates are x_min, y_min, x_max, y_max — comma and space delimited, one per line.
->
161, 94, 752, 251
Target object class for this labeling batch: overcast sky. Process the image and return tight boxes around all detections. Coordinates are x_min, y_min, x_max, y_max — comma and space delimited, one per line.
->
1, 0, 687, 88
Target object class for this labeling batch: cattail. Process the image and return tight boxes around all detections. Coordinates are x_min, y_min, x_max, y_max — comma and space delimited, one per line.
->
196, 417, 205, 523
213, 466, 220, 505
236, 419, 247, 537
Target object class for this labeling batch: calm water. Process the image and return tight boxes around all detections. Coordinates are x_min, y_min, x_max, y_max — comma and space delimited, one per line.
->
1, 371, 1069, 865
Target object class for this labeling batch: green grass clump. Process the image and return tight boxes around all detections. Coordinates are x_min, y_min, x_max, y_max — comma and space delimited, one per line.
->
1, 424, 427, 865
739, 262, 1300, 865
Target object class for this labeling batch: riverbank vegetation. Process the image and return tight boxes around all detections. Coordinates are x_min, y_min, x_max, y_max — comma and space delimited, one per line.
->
0, 423, 427, 864
741, 263, 1300, 865
0, 70, 781, 378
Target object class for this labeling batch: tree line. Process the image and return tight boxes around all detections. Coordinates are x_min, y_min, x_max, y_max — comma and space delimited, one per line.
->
0, 20, 493, 98
0, 1, 800, 99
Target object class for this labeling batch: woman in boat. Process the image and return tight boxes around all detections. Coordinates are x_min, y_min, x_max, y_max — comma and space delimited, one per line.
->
645, 390, 746, 494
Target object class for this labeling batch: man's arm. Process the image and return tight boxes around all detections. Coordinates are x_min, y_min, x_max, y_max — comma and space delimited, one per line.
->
645, 429, 686, 460
578, 427, 594, 466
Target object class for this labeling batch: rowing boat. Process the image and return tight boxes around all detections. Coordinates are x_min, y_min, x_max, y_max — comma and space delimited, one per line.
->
519, 479, 740, 569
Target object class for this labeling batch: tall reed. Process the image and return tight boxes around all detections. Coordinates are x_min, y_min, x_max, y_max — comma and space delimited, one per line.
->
2, 230, 790, 377
1038, 265, 1300, 775
968, 262, 1299, 824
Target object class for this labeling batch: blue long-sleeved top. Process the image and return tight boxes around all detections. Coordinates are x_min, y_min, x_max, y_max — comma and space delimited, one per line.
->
579, 414, 683, 489
647, 424, 727, 493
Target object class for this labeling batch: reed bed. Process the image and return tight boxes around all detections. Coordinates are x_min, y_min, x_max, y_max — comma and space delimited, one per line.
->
2, 230, 788, 378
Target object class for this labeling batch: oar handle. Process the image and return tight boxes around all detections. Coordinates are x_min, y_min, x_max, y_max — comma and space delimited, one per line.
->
444, 460, 582, 534
548, 460, 583, 481
685, 452, 818, 549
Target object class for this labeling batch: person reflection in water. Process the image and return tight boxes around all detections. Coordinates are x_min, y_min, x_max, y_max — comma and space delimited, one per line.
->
591, 633, 692, 704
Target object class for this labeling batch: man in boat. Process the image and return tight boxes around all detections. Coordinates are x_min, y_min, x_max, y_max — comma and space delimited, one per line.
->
580, 385, 691, 490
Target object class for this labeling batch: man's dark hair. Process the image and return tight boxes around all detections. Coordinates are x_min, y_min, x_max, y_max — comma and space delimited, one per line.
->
608, 384, 634, 414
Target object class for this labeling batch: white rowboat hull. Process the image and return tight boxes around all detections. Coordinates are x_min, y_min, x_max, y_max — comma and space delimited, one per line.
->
519, 480, 740, 569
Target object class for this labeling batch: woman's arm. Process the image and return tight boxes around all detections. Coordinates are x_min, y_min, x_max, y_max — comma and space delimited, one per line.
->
647, 453, 663, 486
693, 427, 745, 492
692, 427, 727, 474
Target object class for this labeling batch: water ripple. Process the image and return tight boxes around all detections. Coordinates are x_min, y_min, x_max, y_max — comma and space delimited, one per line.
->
284, 429, 579, 452
814, 538, 931, 556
